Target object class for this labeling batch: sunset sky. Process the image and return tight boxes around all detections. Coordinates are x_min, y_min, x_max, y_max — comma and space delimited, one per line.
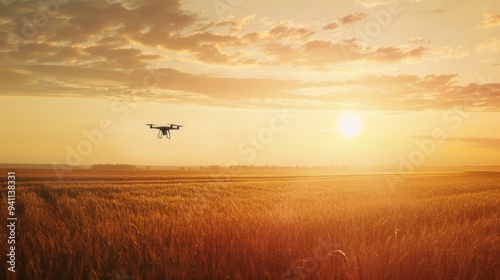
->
0, 0, 499, 167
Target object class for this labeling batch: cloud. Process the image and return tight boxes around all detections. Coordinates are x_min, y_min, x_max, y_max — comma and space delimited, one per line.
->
323, 21, 341, 30
1, 0, 499, 112
480, 13, 500, 28
449, 138, 500, 149
2, 58, 498, 111
340, 13, 368, 25
354, 0, 394, 7
2, 0, 428, 69
324, 13, 367, 30
409, 37, 432, 44
264, 38, 426, 66
476, 37, 500, 52
215, 14, 255, 31
284, 74, 500, 111
3, 0, 202, 49
268, 21, 315, 40
432, 46, 471, 60
432, 46, 453, 54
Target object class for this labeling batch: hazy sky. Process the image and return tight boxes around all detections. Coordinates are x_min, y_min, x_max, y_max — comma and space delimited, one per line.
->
0, 0, 499, 167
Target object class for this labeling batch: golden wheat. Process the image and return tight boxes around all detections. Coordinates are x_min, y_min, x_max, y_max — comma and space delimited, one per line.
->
0, 169, 498, 279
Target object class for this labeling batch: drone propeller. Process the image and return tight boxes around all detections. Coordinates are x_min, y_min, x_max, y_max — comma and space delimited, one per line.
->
145, 123, 184, 128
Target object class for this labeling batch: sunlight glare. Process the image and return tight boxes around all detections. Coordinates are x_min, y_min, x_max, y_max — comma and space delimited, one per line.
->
337, 112, 363, 139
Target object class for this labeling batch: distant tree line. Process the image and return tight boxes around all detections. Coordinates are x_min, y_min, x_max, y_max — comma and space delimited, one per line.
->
192, 165, 351, 171
91, 164, 136, 170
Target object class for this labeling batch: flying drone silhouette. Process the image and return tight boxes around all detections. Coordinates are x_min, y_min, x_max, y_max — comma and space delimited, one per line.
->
146, 123, 183, 139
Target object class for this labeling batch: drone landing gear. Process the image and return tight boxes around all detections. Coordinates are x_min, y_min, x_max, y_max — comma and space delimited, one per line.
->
158, 130, 171, 139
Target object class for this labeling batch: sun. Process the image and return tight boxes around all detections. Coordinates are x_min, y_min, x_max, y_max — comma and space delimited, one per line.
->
337, 112, 363, 139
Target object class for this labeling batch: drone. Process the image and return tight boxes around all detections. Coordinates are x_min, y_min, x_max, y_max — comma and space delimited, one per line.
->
146, 123, 183, 139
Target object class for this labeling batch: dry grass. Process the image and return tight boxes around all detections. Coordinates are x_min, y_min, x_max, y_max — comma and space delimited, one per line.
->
0, 169, 498, 279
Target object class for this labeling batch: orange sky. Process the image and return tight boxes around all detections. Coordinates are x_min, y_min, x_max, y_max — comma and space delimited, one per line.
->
0, 0, 499, 167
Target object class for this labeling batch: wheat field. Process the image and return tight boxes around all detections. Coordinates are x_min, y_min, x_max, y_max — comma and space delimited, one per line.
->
0, 169, 498, 279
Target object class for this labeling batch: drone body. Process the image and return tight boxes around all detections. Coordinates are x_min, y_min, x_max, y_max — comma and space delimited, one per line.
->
146, 123, 183, 139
